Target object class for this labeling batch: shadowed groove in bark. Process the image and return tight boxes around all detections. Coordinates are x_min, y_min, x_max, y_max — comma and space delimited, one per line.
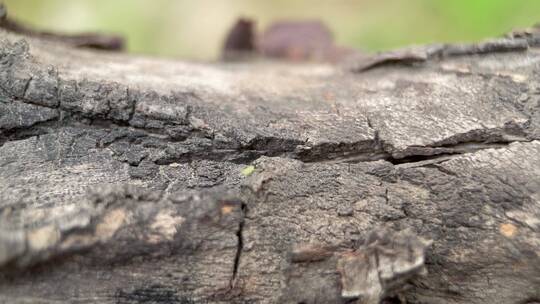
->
230, 202, 247, 289
0, 107, 533, 166
0, 75, 535, 165
0, 116, 59, 147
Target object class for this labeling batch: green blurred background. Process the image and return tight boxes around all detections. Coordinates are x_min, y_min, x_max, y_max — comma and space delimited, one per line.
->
4, 0, 540, 60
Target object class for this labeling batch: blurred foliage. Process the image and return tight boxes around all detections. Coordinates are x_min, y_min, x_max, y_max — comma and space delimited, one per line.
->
4, 0, 540, 60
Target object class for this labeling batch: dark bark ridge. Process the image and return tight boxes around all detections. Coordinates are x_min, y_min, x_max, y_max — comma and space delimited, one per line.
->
0, 28, 539, 303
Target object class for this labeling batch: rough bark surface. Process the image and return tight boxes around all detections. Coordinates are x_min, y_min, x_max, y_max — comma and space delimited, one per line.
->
0, 28, 539, 304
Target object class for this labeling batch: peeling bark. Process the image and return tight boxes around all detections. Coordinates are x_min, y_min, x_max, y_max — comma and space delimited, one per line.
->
0, 26, 539, 304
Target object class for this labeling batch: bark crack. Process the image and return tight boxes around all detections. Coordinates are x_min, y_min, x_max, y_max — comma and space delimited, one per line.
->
0, 114, 60, 147
230, 202, 246, 290
1, 73, 536, 167
422, 164, 458, 177
386, 140, 533, 166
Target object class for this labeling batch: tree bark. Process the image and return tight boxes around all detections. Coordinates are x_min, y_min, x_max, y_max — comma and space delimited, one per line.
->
0, 28, 539, 304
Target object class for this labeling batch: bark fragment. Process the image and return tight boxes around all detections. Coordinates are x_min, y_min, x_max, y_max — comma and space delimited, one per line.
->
337, 229, 431, 303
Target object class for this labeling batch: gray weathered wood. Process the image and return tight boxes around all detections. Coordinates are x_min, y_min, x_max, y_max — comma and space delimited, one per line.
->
0, 27, 539, 303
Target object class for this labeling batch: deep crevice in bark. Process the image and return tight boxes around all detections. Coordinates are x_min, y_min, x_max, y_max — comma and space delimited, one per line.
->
230, 202, 246, 289
385, 140, 532, 165
0, 117, 60, 147
0, 103, 534, 168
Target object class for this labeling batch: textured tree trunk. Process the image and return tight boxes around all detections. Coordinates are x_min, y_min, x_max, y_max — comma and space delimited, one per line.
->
0, 27, 539, 304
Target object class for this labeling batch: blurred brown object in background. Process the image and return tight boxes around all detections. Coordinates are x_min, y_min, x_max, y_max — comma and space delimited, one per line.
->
222, 18, 359, 62
0, 2, 124, 51
259, 20, 335, 61
222, 18, 256, 60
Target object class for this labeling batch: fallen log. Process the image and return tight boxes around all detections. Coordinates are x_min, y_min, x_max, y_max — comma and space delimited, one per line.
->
0, 22, 539, 304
